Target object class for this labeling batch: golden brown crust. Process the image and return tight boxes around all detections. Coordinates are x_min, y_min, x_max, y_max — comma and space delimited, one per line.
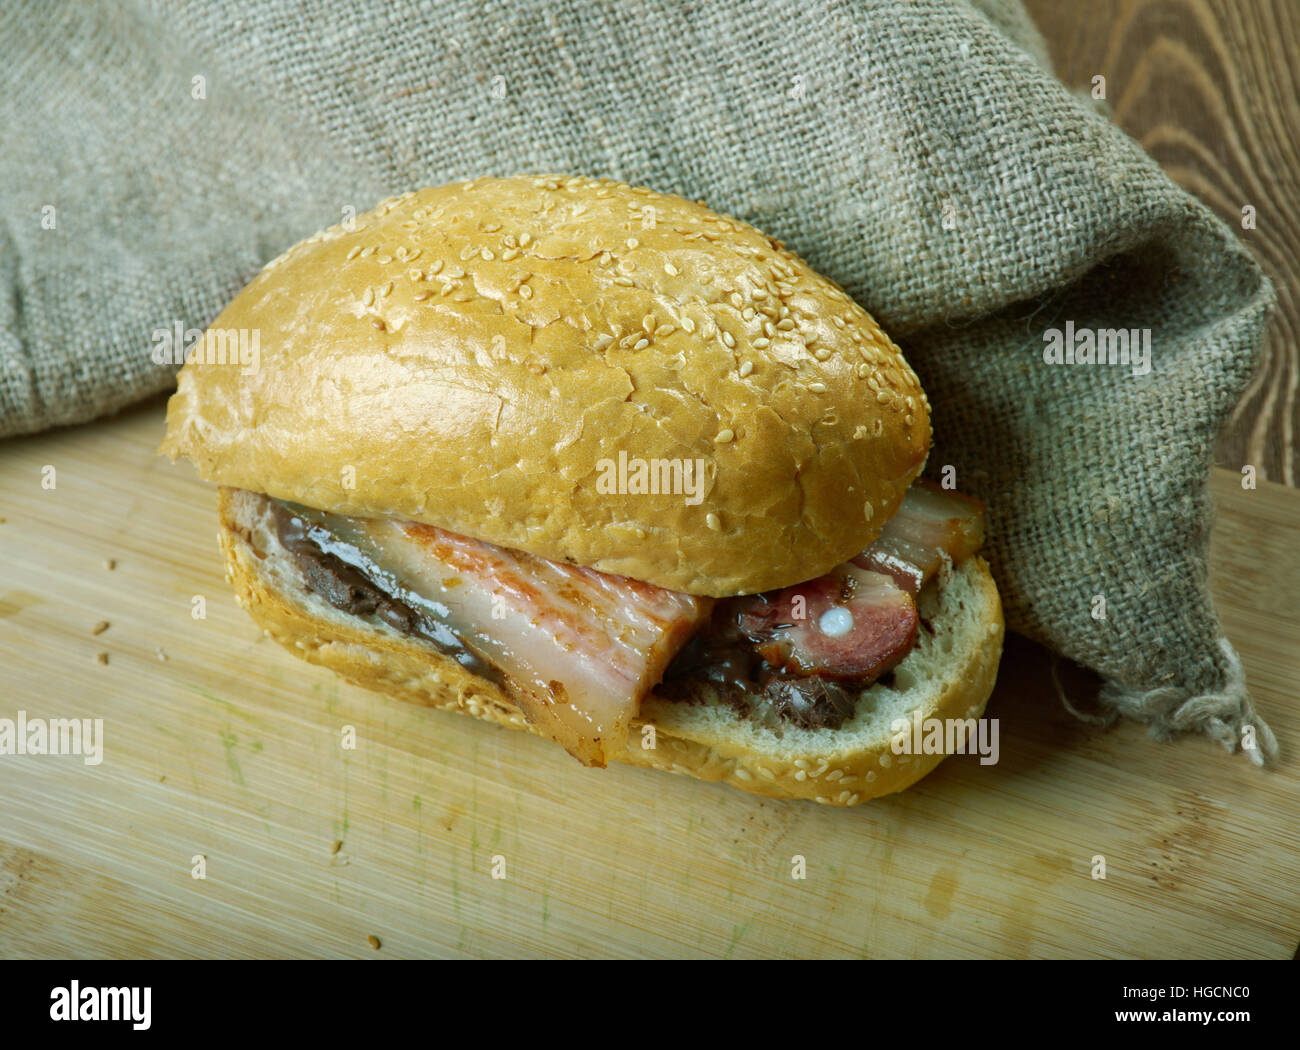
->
168, 175, 931, 596
218, 487, 1003, 805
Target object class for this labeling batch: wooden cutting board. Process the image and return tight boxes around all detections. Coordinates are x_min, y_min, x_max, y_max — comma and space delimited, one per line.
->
1, 396, 1297, 959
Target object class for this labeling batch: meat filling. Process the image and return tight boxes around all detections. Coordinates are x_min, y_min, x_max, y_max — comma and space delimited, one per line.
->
265, 479, 985, 736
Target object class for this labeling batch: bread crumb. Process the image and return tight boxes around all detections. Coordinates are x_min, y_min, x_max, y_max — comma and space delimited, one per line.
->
92, 620, 110, 636
105, 558, 117, 570
156, 647, 168, 661
367, 934, 381, 950
95, 652, 109, 665
331, 840, 342, 855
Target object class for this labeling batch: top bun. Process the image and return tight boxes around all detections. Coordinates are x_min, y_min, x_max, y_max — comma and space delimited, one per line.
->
161, 175, 930, 596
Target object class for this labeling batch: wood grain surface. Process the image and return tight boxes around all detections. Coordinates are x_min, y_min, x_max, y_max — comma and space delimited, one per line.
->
1025, 0, 1300, 485
0, 399, 1296, 958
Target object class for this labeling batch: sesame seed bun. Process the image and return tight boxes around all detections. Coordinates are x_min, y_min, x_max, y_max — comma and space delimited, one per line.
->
219, 487, 1003, 805
162, 175, 930, 596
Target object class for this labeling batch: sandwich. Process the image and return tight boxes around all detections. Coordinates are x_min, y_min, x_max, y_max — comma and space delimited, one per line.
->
160, 175, 1004, 805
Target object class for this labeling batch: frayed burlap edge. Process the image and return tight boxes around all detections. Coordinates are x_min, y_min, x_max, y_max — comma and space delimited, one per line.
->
1052, 637, 1278, 767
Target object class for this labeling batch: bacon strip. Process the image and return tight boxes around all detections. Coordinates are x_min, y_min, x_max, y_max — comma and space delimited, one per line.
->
281, 504, 710, 766
854, 480, 985, 593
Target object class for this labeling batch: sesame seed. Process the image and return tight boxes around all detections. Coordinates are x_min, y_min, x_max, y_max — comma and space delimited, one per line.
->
360, 246, 375, 257
614, 276, 634, 286
664, 262, 680, 276
381, 281, 394, 297
519, 285, 533, 299
361, 288, 374, 307
593, 334, 614, 350
377, 254, 392, 264
681, 317, 696, 333
372, 317, 387, 330
857, 363, 870, 378
502, 248, 519, 261
808, 381, 827, 393
481, 248, 495, 261
729, 292, 743, 308
742, 306, 755, 320
413, 290, 432, 302
720, 330, 735, 348
753, 337, 770, 348
519, 232, 532, 246
738, 360, 754, 377
776, 318, 795, 331
863, 501, 874, 521
706, 512, 721, 530
446, 266, 465, 278
626, 238, 639, 249
715, 428, 735, 443
633, 338, 649, 350
642, 314, 656, 333
763, 321, 775, 337
876, 390, 891, 404
813, 347, 831, 361
853, 425, 867, 439
346, 245, 361, 260
656, 324, 675, 337
427, 258, 444, 275
483, 221, 502, 232
618, 259, 635, 274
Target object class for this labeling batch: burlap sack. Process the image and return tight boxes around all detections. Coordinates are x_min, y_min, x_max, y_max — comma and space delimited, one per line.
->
0, 0, 1276, 761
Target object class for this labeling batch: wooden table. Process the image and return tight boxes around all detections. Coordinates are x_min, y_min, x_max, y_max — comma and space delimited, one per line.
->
1, 399, 1296, 958
1026, 0, 1300, 486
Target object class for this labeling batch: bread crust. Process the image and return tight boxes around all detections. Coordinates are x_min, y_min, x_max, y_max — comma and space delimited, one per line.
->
167, 176, 931, 597
218, 487, 1003, 804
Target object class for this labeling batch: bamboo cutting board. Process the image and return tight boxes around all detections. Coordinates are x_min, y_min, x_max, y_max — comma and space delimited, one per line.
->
1, 397, 1297, 959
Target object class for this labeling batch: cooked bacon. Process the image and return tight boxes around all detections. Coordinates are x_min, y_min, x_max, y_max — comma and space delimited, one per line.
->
285, 507, 711, 767
853, 480, 984, 593
734, 565, 918, 682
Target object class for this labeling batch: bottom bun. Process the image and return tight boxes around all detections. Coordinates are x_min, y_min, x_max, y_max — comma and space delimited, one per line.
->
217, 486, 1005, 804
